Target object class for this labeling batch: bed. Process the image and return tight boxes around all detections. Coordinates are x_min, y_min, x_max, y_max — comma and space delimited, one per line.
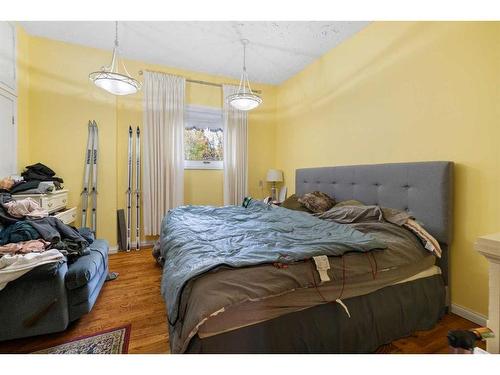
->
158, 161, 453, 353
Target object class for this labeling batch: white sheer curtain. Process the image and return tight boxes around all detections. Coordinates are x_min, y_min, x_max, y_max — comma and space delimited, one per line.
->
223, 84, 248, 205
142, 71, 185, 235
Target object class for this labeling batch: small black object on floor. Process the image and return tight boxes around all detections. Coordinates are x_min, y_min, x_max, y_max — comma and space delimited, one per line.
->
106, 272, 119, 281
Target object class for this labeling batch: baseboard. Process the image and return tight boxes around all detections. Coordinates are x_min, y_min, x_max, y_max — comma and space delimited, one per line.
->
451, 303, 488, 326
108, 240, 156, 254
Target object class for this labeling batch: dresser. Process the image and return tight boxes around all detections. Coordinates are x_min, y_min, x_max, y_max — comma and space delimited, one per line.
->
11, 189, 77, 225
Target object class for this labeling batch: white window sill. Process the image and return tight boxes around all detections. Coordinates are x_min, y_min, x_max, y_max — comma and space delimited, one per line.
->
184, 160, 223, 170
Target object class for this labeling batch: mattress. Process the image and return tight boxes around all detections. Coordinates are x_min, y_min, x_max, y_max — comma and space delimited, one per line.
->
186, 274, 445, 353
198, 263, 440, 339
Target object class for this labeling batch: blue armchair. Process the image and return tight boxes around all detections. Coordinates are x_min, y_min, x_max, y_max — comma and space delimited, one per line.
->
0, 239, 109, 342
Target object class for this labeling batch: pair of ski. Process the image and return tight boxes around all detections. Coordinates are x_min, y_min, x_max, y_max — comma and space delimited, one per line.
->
81, 120, 99, 233
126, 126, 141, 252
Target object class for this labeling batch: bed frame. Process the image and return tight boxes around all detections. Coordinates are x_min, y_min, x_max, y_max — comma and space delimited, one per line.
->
185, 161, 454, 353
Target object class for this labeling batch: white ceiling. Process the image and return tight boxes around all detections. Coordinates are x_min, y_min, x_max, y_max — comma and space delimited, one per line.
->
20, 21, 370, 85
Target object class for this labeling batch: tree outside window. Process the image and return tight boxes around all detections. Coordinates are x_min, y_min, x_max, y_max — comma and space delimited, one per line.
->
184, 105, 223, 170
184, 127, 223, 162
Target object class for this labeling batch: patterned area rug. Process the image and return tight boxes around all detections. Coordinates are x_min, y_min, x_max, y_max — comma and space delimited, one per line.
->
33, 325, 131, 354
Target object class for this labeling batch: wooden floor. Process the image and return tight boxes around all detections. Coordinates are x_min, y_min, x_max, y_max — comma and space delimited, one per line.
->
0, 249, 481, 354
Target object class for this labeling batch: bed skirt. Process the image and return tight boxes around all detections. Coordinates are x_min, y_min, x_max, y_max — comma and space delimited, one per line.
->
185, 275, 445, 353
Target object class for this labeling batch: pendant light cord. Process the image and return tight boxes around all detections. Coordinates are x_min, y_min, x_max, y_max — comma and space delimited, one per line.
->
115, 21, 119, 48
109, 21, 134, 78
242, 39, 247, 72
237, 39, 255, 95
109, 21, 119, 71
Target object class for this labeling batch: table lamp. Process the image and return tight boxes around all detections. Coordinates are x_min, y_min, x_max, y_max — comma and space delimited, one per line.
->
266, 169, 283, 202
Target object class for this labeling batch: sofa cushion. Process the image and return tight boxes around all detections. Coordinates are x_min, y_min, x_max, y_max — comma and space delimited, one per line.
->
68, 267, 108, 321
65, 239, 109, 290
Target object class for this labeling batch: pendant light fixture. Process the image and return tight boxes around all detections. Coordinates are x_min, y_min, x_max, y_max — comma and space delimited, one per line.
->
227, 39, 262, 111
89, 21, 141, 96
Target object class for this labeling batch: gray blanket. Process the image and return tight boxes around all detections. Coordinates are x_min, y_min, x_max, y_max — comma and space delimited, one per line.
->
160, 200, 386, 324
316, 205, 411, 226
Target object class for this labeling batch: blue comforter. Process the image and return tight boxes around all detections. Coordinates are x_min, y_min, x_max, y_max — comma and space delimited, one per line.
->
160, 200, 386, 324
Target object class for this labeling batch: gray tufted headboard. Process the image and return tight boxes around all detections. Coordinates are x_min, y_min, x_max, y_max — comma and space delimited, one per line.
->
296, 161, 453, 303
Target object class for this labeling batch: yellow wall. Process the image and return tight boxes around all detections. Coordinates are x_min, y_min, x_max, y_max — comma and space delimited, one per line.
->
17, 33, 277, 248
25, 36, 118, 246
275, 22, 500, 316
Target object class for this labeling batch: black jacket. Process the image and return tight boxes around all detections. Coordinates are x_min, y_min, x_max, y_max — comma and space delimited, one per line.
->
21, 163, 64, 183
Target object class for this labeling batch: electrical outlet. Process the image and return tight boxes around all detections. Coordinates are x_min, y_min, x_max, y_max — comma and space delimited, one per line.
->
258, 180, 263, 188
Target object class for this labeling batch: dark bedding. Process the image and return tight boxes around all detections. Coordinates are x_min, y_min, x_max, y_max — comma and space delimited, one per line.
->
186, 275, 445, 353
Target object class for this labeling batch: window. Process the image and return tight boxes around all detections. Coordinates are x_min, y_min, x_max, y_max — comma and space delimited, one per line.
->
184, 105, 223, 170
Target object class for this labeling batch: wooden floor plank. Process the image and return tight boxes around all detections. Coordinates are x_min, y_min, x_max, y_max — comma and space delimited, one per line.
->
0, 249, 482, 354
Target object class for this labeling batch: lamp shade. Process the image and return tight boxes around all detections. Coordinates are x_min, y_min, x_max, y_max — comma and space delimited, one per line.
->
90, 71, 141, 95
266, 169, 283, 182
228, 93, 262, 111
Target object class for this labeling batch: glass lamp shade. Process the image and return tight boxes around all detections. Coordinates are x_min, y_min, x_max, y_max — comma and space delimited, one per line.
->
89, 71, 141, 96
227, 92, 262, 111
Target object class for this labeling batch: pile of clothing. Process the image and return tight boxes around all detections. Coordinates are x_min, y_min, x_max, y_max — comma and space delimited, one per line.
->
0, 164, 93, 290
0, 162, 64, 195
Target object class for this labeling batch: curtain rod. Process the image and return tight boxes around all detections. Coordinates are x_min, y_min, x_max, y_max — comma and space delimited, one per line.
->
138, 70, 262, 94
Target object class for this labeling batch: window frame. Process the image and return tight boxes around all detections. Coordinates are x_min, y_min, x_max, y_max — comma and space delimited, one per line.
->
184, 160, 223, 170
184, 104, 224, 170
